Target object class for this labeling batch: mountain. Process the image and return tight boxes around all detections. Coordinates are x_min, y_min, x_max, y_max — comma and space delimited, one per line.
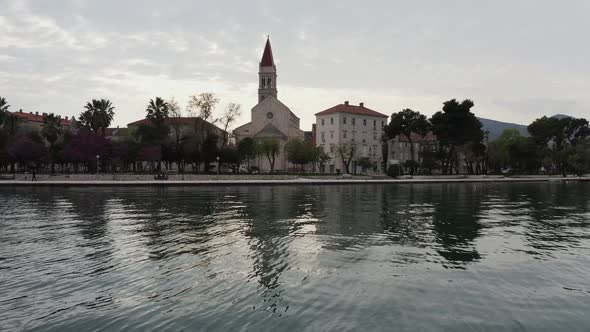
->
477, 117, 528, 141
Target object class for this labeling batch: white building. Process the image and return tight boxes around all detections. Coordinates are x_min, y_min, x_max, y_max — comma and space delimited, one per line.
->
233, 37, 305, 172
315, 101, 388, 174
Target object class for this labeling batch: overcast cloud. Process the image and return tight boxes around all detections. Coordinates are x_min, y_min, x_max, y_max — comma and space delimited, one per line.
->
1, 0, 589, 130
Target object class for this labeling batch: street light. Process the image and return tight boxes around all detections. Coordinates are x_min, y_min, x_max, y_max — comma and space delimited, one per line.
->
96, 155, 100, 175
216, 156, 220, 175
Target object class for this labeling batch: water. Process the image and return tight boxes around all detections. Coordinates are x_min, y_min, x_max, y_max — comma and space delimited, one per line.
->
1, 183, 589, 331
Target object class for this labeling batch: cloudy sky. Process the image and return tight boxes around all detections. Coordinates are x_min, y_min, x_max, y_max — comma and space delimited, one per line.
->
1, 0, 589, 131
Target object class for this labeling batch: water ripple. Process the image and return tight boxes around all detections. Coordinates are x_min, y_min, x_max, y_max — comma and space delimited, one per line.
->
0, 183, 589, 331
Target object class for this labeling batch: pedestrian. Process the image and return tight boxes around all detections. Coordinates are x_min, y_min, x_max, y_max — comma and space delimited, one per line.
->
32, 170, 37, 181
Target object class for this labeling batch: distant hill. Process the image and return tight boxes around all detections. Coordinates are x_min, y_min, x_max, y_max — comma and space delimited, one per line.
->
477, 117, 528, 141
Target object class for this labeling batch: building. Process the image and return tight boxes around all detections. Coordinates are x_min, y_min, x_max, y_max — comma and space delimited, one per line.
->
233, 37, 305, 172
9, 110, 74, 134
103, 127, 129, 142
315, 101, 388, 174
386, 132, 438, 171
127, 117, 227, 145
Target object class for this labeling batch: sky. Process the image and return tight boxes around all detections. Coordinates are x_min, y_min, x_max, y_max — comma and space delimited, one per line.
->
1, 0, 589, 131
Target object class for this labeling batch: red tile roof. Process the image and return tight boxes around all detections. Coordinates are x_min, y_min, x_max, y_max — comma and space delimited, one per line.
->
10, 111, 71, 126
260, 37, 275, 67
128, 117, 227, 133
315, 103, 388, 118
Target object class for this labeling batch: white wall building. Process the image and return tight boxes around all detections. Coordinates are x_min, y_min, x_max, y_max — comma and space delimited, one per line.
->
315, 101, 388, 174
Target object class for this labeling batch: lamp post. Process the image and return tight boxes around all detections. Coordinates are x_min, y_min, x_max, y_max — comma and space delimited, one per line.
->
216, 156, 220, 175
96, 155, 100, 175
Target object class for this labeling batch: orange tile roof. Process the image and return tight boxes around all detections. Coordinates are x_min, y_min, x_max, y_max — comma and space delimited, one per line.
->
10, 111, 71, 126
315, 103, 388, 118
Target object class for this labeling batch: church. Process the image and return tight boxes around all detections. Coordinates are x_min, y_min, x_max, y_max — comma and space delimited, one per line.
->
233, 37, 305, 172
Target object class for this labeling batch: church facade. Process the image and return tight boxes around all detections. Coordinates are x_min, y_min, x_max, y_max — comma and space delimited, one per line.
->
233, 37, 305, 172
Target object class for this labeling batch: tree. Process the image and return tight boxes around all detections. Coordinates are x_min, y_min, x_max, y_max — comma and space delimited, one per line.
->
385, 109, 431, 175
220, 145, 241, 173
8, 134, 48, 170
358, 157, 373, 174
201, 134, 219, 172
528, 116, 590, 176
79, 99, 115, 135
62, 129, 110, 173
146, 97, 169, 127
258, 138, 280, 173
187, 92, 219, 141
237, 137, 256, 169
166, 97, 188, 172
137, 145, 162, 172
309, 146, 330, 173
0, 97, 10, 125
41, 113, 62, 173
285, 139, 310, 171
567, 142, 590, 176
337, 143, 356, 174
430, 99, 484, 174
219, 103, 241, 145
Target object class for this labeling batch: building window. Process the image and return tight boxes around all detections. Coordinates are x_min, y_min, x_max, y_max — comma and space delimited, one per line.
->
363, 119, 367, 126
373, 134, 377, 141
343, 117, 347, 124
343, 130, 347, 139
330, 144, 335, 153
268, 78, 272, 86
381, 121, 384, 127
330, 118, 334, 125
330, 131, 334, 139
374, 120, 377, 126
321, 119, 325, 126
352, 118, 356, 125
321, 132, 325, 142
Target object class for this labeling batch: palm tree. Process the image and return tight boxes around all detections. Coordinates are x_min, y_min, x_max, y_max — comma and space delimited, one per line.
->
0, 97, 10, 126
41, 113, 62, 173
79, 99, 115, 135
146, 97, 169, 126
0, 97, 9, 111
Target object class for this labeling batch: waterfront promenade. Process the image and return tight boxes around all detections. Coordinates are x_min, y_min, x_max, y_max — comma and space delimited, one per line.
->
0, 174, 583, 186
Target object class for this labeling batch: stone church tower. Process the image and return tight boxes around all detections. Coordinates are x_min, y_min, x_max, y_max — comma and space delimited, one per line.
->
233, 36, 305, 172
258, 37, 277, 103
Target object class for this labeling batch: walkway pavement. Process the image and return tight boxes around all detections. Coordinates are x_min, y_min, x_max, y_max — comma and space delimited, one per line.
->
0, 176, 581, 186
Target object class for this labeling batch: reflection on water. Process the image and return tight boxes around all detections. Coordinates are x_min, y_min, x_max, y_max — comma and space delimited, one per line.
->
1, 183, 590, 331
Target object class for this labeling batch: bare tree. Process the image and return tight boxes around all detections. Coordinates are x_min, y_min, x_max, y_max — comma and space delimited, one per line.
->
337, 143, 357, 174
186, 92, 220, 141
219, 103, 241, 145
167, 97, 187, 172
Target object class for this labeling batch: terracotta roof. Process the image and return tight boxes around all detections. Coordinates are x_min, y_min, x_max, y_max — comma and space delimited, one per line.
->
260, 37, 275, 67
315, 103, 388, 118
10, 111, 71, 126
128, 117, 227, 133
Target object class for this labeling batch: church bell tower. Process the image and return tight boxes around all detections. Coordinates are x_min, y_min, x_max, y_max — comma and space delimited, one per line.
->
258, 36, 278, 103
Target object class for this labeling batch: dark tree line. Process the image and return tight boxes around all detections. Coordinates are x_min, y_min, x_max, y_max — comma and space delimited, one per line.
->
385, 99, 590, 176
0, 95, 244, 174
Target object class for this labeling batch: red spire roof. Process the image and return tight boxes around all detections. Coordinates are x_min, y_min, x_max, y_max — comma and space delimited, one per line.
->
260, 37, 275, 67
